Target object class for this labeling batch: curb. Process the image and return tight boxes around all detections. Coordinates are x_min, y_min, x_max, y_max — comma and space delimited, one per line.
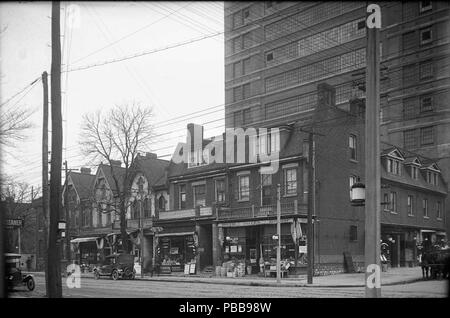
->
28, 272, 425, 288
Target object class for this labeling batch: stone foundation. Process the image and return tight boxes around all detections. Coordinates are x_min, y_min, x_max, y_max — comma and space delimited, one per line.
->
313, 261, 365, 276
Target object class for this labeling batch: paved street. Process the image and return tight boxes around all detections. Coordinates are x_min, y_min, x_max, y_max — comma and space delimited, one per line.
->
8, 275, 449, 298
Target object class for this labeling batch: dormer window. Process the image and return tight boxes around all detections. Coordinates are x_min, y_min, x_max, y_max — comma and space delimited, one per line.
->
387, 158, 402, 176
383, 148, 405, 176
411, 166, 419, 180
188, 148, 208, 168
426, 171, 439, 186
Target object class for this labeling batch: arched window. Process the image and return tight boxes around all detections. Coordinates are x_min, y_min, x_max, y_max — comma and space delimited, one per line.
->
158, 195, 166, 211
132, 199, 139, 219
144, 198, 151, 217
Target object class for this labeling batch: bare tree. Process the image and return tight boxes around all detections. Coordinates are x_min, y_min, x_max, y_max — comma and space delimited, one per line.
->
80, 102, 153, 252
1, 178, 41, 253
0, 107, 35, 147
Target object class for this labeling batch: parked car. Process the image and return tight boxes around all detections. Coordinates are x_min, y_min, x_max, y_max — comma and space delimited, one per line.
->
93, 253, 135, 280
5, 253, 35, 291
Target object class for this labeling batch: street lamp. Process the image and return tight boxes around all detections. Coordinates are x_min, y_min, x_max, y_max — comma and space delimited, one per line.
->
351, 181, 365, 206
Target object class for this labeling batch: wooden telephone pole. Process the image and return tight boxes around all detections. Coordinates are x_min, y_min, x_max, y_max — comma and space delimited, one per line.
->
365, 4, 382, 298
307, 130, 315, 284
276, 184, 281, 284
64, 160, 71, 263
48, 1, 63, 298
42, 70, 50, 296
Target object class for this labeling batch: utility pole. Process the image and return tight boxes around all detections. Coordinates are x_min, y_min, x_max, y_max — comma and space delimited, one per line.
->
276, 184, 281, 284
365, 4, 382, 298
48, 0, 63, 298
307, 130, 315, 284
41, 70, 50, 296
140, 199, 144, 278
64, 161, 71, 264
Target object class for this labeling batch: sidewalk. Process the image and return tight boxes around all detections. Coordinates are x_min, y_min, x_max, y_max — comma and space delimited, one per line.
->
28, 266, 425, 288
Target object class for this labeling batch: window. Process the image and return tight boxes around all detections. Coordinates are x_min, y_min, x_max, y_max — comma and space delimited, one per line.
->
188, 148, 207, 168
423, 198, 428, 217
269, 130, 280, 154
261, 174, 272, 206
420, 1, 432, 13
357, 20, 365, 30
179, 184, 186, 209
383, 193, 390, 211
420, 126, 434, 145
389, 192, 397, 212
437, 201, 442, 219
350, 175, 358, 199
243, 83, 251, 99
420, 28, 432, 45
284, 168, 297, 195
419, 60, 433, 79
215, 179, 226, 202
243, 57, 251, 74
243, 108, 252, 125
266, 52, 274, 62
349, 134, 357, 160
144, 198, 151, 216
233, 61, 242, 78
387, 158, 402, 175
234, 111, 242, 127
193, 184, 206, 207
349, 225, 358, 242
82, 209, 90, 227
407, 195, 414, 216
265, 1, 274, 9
427, 171, 439, 185
404, 129, 418, 149
420, 95, 433, 113
411, 166, 419, 180
402, 31, 416, 51
233, 85, 243, 102
158, 196, 166, 211
238, 175, 250, 201
243, 8, 250, 20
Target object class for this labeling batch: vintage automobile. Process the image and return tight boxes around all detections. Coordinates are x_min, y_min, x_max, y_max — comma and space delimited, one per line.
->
93, 253, 135, 280
5, 253, 35, 291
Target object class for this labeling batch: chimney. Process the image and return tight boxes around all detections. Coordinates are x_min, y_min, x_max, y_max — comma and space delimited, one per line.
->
145, 152, 157, 159
186, 123, 204, 152
110, 160, 122, 167
317, 83, 336, 109
80, 167, 91, 175
349, 97, 366, 118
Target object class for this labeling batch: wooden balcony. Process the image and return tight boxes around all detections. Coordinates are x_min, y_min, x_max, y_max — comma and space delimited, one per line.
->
217, 200, 307, 221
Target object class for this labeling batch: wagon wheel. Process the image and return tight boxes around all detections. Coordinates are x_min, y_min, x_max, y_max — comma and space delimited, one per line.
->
111, 270, 119, 281
26, 278, 35, 291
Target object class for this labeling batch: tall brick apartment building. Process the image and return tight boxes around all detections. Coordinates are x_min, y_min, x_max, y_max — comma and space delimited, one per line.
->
224, 1, 450, 235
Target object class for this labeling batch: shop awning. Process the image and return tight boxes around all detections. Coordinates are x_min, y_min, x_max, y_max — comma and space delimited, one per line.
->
70, 237, 99, 244
421, 229, 437, 233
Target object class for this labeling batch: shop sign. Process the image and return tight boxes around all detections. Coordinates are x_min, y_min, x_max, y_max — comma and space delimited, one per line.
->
299, 246, 307, 253
5, 218, 23, 228
219, 218, 294, 228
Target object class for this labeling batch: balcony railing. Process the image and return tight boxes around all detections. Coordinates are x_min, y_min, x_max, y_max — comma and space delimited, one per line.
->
217, 200, 307, 220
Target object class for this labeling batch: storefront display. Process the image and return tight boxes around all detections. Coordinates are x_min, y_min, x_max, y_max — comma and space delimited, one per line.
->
158, 235, 196, 273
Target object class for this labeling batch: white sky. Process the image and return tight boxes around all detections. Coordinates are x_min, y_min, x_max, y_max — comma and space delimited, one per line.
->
0, 1, 225, 194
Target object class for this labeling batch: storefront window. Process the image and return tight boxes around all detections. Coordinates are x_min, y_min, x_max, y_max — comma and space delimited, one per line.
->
160, 235, 195, 267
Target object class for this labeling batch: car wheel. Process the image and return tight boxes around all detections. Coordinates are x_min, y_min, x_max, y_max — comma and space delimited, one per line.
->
26, 278, 35, 291
111, 270, 119, 281
94, 270, 100, 280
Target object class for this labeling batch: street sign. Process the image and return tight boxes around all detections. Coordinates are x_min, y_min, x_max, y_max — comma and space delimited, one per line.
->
5, 218, 23, 228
